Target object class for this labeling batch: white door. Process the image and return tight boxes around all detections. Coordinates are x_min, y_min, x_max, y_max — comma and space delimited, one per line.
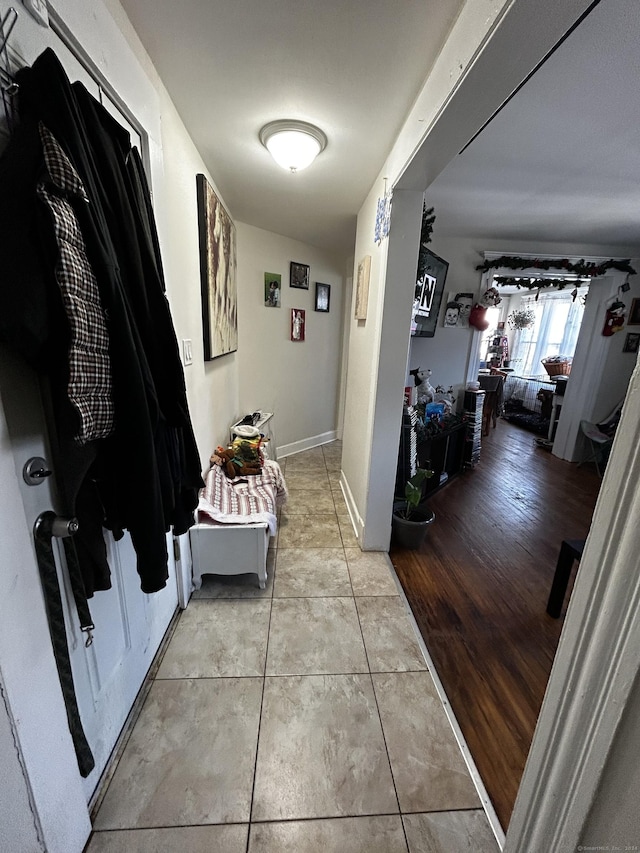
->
0, 35, 179, 800
2, 323, 178, 804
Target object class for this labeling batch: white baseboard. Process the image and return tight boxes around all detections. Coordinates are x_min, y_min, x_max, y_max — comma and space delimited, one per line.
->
339, 472, 364, 545
277, 430, 337, 459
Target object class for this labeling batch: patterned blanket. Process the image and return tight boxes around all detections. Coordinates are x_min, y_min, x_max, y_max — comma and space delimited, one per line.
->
197, 459, 287, 536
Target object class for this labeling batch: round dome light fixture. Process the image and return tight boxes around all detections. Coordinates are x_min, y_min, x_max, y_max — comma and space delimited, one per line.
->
259, 120, 327, 173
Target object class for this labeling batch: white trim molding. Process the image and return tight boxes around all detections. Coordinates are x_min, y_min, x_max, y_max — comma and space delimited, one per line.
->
506, 358, 640, 850
276, 430, 337, 459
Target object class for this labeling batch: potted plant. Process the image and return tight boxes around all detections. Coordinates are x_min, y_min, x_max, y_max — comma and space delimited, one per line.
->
392, 468, 435, 550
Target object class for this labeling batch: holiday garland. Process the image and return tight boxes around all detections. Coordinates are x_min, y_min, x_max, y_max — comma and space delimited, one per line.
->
416, 203, 436, 282
476, 256, 636, 279
493, 276, 588, 292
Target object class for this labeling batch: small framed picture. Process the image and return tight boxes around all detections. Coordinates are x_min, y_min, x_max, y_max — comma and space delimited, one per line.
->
623, 332, 640, 353
291, 308, 306, 341
627, 298, 640, 325
290, 261, 310, 289
264, 272, 281, 307
315, 282, 331, 312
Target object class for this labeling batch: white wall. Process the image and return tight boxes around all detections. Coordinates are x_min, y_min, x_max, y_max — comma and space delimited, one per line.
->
236, 224, 345, 454
340, 180, 392, 538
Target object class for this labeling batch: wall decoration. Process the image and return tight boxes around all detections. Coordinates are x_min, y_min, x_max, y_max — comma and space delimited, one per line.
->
264, 272, 281, 307
355, 255, 371, 320
628, 298, 640, 325
374, 180, 392, 245
602, 299, 626, 336
411, 248, 449, 338
291, 309, 305, 341
442, 292, 474, 328
315, 282, 331, 312
290, 261, 310, 289
416, 203, 436, 281
196, 174, 237, 360
477, 256, 636, 278
443, 300, 460, 327
623, 332, 640, 353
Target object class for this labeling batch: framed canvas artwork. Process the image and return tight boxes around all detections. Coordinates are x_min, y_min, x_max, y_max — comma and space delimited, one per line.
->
355, 255, 371, 320
196, 174, 238, 360
264, 272, 281, 307
315, 282, 331, 312
291, 308, 306, 341
627, 298, 640, 326
290, 261, 310, 289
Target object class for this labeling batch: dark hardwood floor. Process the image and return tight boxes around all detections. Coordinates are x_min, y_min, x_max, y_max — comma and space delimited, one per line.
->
390, 419, 601, 831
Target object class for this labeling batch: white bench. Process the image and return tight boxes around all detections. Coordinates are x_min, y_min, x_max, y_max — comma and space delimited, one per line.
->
189, 521, 270, 590
189, 459, 286, 590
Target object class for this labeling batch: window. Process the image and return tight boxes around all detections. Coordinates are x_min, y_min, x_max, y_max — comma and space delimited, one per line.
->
510, 287, 588, 376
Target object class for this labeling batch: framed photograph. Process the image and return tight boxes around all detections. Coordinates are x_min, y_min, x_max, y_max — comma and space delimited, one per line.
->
291, 308, 306, 341
627, 298, 640, 326
290, 261, 310, 289
355, 255, 371, 320
411, 248, 449, 338
315, 282, 331, 312
264, 272, 281, 308
196, 174, 238, 360
623, 332, 640, 353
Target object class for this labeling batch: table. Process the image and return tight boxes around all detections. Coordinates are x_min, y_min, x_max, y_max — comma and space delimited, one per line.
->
548, 394, 563, 442
546, 538, 585, 618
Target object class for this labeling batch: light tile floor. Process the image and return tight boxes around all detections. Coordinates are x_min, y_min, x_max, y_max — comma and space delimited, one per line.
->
87, 442, 500, 853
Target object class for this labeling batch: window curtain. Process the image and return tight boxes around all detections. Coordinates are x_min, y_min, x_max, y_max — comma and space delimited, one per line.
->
512, 287, 588, 376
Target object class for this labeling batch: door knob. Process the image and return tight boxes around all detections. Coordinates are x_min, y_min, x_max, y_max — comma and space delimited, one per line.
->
34, 511, 79, 540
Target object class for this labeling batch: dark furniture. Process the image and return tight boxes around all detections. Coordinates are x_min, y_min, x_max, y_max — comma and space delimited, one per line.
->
417, 420, 467, 496
546, 538, 585, 618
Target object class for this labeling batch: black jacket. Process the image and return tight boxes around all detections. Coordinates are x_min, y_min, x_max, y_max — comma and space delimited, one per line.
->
0, 48, 203, 595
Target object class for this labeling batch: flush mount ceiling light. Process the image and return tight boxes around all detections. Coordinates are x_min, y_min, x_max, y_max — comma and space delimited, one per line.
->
259, 120, 327, 173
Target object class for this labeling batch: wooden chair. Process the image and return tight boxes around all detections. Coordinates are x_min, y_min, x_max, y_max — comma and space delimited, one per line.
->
479, 370, 506, 435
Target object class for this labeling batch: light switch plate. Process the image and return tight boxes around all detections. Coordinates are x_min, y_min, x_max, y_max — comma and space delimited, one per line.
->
182, 339, 193, 366
22, 0, 49, 27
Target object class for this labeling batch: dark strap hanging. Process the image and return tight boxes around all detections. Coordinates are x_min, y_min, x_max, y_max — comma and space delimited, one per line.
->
61, 536, 95, 636
33, 511, 95, 778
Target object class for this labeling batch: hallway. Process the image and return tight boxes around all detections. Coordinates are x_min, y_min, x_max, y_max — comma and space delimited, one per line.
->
85, 443, 499, 852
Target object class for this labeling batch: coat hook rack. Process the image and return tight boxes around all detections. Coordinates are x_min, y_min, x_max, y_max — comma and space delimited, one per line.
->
0, 7, 19, 58
1, 6, 19, 134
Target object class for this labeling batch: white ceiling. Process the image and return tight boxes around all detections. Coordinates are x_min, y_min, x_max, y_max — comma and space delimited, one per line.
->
118, 0, 465, 255
119, 0, 640, 260
426, 0, 640, 254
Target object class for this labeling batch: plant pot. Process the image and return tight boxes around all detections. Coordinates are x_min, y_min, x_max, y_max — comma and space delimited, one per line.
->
391, 504, 435, 550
